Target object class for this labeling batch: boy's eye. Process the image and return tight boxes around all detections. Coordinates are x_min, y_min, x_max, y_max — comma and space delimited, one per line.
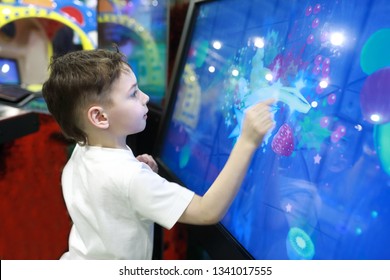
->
130, 90, 138, 97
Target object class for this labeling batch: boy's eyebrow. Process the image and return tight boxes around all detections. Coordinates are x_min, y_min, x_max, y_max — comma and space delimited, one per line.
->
128, 83, 137, 92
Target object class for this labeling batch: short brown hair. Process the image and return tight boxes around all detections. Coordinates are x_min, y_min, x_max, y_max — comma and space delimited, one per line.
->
42, 48, 128, 145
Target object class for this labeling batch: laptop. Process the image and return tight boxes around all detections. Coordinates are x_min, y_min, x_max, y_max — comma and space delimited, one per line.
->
0, 57, 35, 104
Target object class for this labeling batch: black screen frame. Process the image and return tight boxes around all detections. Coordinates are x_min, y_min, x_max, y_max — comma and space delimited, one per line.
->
155, 0, 253, 260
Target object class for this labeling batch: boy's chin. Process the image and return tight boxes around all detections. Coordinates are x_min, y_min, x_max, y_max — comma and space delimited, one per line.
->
130, 125, 147, 135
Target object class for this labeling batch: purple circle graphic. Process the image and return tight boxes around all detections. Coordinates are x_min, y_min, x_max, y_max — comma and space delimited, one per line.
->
360, 67, 390, 124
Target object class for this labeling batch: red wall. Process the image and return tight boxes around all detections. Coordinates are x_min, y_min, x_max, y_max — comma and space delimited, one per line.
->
0, 114, 71, 259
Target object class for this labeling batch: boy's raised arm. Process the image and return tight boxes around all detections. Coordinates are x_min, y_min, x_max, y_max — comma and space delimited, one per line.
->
179, 98, 275, 225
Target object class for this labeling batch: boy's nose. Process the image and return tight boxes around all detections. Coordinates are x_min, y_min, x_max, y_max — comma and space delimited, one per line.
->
142, 91, 150, 105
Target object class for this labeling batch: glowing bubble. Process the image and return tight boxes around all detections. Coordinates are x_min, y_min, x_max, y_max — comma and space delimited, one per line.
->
361, 29, 390, 75
312, 18, 320, 28
327, 93, 337, 105
330, 32, 345, 46
312, 65, 321, 75
319, 80, 329, 89
374, 122, 390, 176
314, 55, 323, 65
320, 116, 330, 128
232, 69, 240, 77
307, 34, 315, 44
313, 4, 321, 14
265, 73, 273, 81
212, 40, 222, 50
370, 114, 381, 123
322, 66, 330, 77
305, 6, 312, 16
254, 37, 265, 48
179, 144, 191, 168
286, 227, 315, 260
336, 125, 346, 137
360, 67, 390, 124
371, 211, 378, 219
331, 130, 341, 143
323, 58, 330, 66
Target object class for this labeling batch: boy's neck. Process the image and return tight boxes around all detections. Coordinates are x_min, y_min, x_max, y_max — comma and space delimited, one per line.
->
87, 135, 128, 150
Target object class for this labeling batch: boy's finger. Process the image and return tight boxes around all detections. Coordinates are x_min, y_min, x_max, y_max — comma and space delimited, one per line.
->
254, 98, 275, 107
262, 98, 276, 106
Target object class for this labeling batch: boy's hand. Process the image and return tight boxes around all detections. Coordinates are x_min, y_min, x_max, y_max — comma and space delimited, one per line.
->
240, 98, 276, 148
137, 154, 159, 173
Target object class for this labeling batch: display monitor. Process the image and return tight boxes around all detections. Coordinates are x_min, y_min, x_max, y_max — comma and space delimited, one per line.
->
0, 57, 20, 85
156, 0, 390, 259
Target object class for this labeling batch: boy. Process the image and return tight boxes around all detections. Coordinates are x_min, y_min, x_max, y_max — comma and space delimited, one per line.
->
42, 48, 275, 259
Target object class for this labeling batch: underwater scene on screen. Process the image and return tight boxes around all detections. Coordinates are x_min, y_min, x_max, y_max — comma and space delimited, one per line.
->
160, 0, 390, 259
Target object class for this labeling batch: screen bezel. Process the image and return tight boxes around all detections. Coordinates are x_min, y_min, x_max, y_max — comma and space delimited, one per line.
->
155, 0, 253, 260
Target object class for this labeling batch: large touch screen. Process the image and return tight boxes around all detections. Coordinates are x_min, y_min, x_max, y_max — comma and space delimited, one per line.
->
158, 0, 390, 259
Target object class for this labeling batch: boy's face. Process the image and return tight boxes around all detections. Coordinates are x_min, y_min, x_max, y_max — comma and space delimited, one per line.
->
105, 67, 150, 137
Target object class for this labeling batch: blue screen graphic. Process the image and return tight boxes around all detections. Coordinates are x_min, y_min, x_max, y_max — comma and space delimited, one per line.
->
159, 0, 390, 259
0, 58, 20, 85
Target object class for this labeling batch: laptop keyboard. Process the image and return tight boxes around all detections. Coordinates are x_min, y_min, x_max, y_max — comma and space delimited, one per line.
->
0, 84, 32, 103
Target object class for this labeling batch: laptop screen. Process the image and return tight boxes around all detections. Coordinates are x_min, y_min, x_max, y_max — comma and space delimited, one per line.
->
0, 57, 20, 85
0, 57, 32, 103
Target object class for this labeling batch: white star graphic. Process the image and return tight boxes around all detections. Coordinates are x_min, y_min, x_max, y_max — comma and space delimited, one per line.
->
314, 154, 322, 164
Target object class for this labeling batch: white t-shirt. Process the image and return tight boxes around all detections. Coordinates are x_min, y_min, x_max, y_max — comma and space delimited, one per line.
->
60, 144, 194, 260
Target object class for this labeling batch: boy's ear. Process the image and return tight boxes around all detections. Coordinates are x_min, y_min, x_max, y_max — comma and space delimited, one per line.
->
87, 106, 109, 129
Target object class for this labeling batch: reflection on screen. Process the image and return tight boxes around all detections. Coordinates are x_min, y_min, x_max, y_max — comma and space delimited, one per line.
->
159, 0, 390, 259
98, 0, 168, 106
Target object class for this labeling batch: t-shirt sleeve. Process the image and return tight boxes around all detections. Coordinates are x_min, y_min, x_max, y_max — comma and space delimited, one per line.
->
128, 163, 195, 230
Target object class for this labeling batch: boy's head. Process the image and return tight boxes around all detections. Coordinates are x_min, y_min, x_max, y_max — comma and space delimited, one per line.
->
42, 48, 129, 145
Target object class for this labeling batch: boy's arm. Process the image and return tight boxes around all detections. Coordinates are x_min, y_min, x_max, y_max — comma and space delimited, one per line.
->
178, 99, 275, 225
